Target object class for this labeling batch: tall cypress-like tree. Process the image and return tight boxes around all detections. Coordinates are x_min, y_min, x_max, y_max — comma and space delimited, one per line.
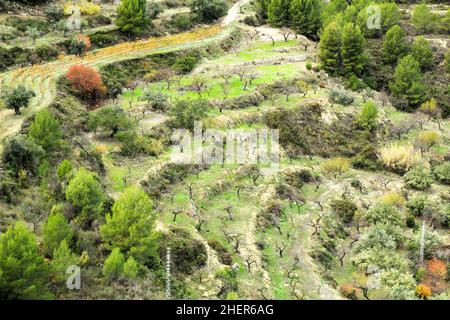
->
383, 25, 409, 65
289, 0, 323, 39
115, 0, 149, 38
341, 22, 365, 76
268, 0, 292, 27
319, 21, 342, 76
389, 55, 427, 108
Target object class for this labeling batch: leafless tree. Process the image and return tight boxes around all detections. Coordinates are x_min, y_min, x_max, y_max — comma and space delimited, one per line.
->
246, 29, 260, 42
172, 210, 182, 222
280, 28, 293, 42
245, 256, 258, 272
235, 185, 244, 200
191, 77, 208, 97
373, 176, 391, 190
275, 241, 287, 258
414, 112, 429, 130
219, 81, 231, 99
224, 205, 234, 221
308, 211, 325, 238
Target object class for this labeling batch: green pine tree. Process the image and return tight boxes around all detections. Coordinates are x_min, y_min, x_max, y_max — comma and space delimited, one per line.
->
268, 0, 292, 27
100, 186, 158, 265
123, 256, 139, 279
103, 248, 125, 280
0, 222, 51, 299
411, 36, 433, 71
289, 0, 323, 39
28, 109, 63, 153
42, 205, 74, 257
115, 0, 149, 37
390, 55, 427, 108
383, 25, 409, 65
51, 240, 78, 282
341, 22, 365, 76
65, 168, 104, 223
319, 21, 342, 76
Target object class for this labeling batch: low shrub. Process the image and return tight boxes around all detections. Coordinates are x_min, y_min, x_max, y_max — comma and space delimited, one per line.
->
329, 89, 354, 106
379, 144, 422, 175
208, 239, 233, 265
433, 162, 450, 185
407, 195, 428, 217
404, 166, 433, 190
331, 198, 358, 223
158, 228, 207, 275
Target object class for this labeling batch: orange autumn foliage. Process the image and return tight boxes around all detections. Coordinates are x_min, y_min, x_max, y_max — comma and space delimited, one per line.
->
339, 284, 358, 300
423, 258, 448, 294
415, 284, 432, 299
76, 34, 91, 52
66, 65, 106, 102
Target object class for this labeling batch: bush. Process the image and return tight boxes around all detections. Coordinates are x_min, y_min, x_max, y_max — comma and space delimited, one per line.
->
158, 228, 207, 275
86, 15, 112, 28
190, 0, 228, 23
331, 198, 357, 223
381, 193, 406, 208
243, 15, 260, 27
320, 157, 350, 178
2, 135, 45, 177
173, 55, 200, 74
141, 90, 170, 112
147, 1, 165, 19
66, 65, 106, 102
5, 16, 49, 33
35, 45, 59, 61
406, 215, 416, 229
356, 101, 378, 130
364, 203, 403, 226
70, 34, 91, 56
407, 196, 428, 217
44, 4, 65, 23
166, 13, 195, 33
433, 162, 450, 185
208, 239, 232, 265
116, 130, 163, 157
404, 166, 433, 190
379, 144, 422, 175
0, 25, 18, 41
329, 89, 354, 106
345, 75, 366, 91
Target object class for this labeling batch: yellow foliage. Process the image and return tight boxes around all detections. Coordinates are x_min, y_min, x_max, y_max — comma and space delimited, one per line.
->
380, 192, 406, 208
64, 2, 101, 16
379, 144, 422, 174
95, 144, 108, 153
419, 98, 438, 116
416, 131, 439, 145
79, 250, 90, 266
321, 157, 350, 178
415, 284, 432, 299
